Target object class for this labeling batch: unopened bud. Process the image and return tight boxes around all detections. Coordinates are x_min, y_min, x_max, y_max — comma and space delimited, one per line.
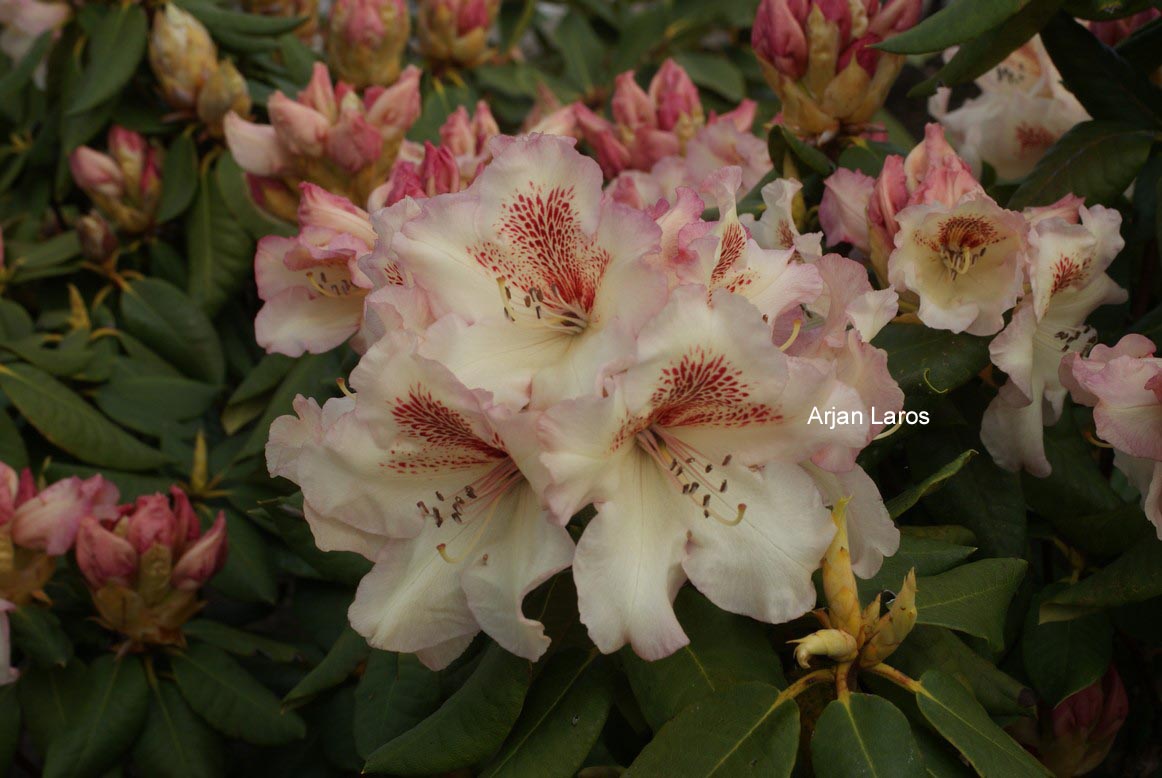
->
148, 4, 218, 111
197, 59, 251, 137
859, 569, 917, 667
417, 0, 498, 68
326, 0, 410, 88
821, 497, 863, 639
77, 211, 119, 263
791, 628, 858, 668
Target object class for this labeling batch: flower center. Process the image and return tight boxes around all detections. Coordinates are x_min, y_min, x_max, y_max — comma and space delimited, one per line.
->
937, 215, 999, 280
496, 276, 591, 333
635, 427, 746, 526
1035, 323, 1097, 355
306, 269, 361, 298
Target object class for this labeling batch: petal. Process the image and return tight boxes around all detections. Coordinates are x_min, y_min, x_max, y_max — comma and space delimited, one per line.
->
806, 463, 899, 578
820, 168, 875, 253
1113, 453, 1162, 538
684, 461, 834, 624
224, 113, 290, 177
254, 287, 363, 357
981, 378, 1052, 476
573, 452, 690, 659
11, 476, 89, 555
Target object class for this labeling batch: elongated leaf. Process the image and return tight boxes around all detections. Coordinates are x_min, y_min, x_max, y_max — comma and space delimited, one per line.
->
157, 133, 199, 222
673, 52, 745, 102
915, 670, 1050, 777
68, 5, 147, 115
96, 374, 219, 434
554, 11, 604, 92
482, 651, 615, 778
172, 643, 306, 746
186, 171, 255, 317
0, 363, 167, 471
175, 0, 307, 35
43, 655, 150, 778
622, 587, 786, 731
238, 350, 342, 460
0, 32, 53, 109
0, 410, 27, 469
878, 0, 1033, 54
9, 605, 72, 668
1116, 15, 1162, 73
272, 504, 371, 585
1022, 586, 1113, 705
210, 510, 278, 604
917, 559, 1027, 650
214, 152, 297, 239
133, 681, 224, 778
1008, 121, 1157, 209
889, 626, 1033, 717
18, 661, 88, 753
887, 450, 977, 519
874, 324, 991, 395
1040, 538, 1162, 622
625, 683, 799, 777
183, 621, 301, 663
119, 278, 225, 384
284, 628, 370, 706
1040, 13, 1162, 127
354, 651, 443, 760
812, 694, 926, 778
364, 643, 532, 775
856, 535, 977, 602
769, 124, 835, 175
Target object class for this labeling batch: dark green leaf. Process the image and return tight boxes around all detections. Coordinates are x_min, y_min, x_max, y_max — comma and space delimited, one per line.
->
364, 643, 532, 775
354, 651, 443, 760
769, 124, 835, 176
625, 683, 799, 777
877, 0, 1034, 54
915, 670, 1050, 776
210, 510, 278, 604
9, 605, 72, 668
43, 655, 150, 778
18, 660, 88, 753
133, 680, 224, 778
186, 171, 255, 317
272, 503, 372, 585
237, 350, 342, 460
1116, 15, 1162, 73
95, 374, 219, 434
812, 693, 926, 778
119, 278, 226, 385
1040, 537, 1162, 622
622, 587, 786, 731
856, 535, 977, 602
482, 651, 615, 778
215, 152, 297, 239
284, 628, 370, 706
1008, 121, 1157, 209
157, 133, 199, 222
917, 559, 1028, 650
172, 643, 306, 746
175, 0, 307, 35
887, 450, 977, 519
183, 620, 301, 663
1064, 0, 1159, 18
874, 324, 991, 395
0, 363, 168, 471
553, 12, 605, 93
673, 52, 745, 103
0, 410, 27, 469
0, 684, 18, 778
67, 5, 147, 115
1022, 585, 1113, 705
0, 32, 53, 109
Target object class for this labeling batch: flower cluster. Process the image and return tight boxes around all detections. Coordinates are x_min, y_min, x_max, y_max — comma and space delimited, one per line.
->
752, 0, 922, 143
326, 0, 410, 88
69, 126, 163, 234
417, 0, 499, 69
822, 123, 1134, 481
266, 133, 904, 667
225, 62, 422, 221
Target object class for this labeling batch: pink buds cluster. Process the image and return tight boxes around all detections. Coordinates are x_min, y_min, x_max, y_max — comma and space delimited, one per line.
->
68, 126, 163, 234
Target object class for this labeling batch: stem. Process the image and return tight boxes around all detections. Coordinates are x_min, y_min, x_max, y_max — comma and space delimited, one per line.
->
836, 662, 853, 700
866, 663, 922, 694
775, 668, 836, 706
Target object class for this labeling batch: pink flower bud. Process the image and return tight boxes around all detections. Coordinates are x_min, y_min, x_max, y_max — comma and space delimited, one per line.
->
269, 90, 331, 157
75, 515, 138, 589
365, 65, 422, 136
575, 104, 631, 178
124, 493, 179, 555
868, 0, 922, 37
170, 512, 228, 590
649, 60, 702, 132
298, 183, 377, 243
325, 105, 383, 173
148, 3, 218, 111
381, 162, 426, 206
751, 0, 810, 81
419, 142, 461, 196
9, 476, 91, 555
224, 113, 291, 177
68, 146, 124, 199
417, 0, 498, 67
327, 0, 410, 88
439, 105, 477, 157
298, 62, 338, 118
612, 70, 657, 130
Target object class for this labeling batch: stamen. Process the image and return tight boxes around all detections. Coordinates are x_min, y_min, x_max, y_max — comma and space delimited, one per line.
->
336, 377, 355, 397
778, 319, 803, 352
873, 421, 903, 440
636, 428, 745, 527
1084, 429, 1113, 449
306, 270, 355, 298
495, 275, 591, 333
436, 490, 506, 564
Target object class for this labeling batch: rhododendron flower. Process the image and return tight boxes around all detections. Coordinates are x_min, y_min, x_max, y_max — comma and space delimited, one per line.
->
254, 183, 406, 356
1061, 335, 1162, 534
326, 0, 410, 88
930, 38, 1088, 181
225, 62, 421, 219
0, 464, 114, 604
752, 0, 922, 141
267, 335, 574, 668
0, 599, 14, 686
75, 487, 228, 646
417, 0, 499, 68
982, 204, 1126, 476
539, 287, 868, 659
740, 177, 823, 260
380, 134, 669, 409
820, 167, 875, 253
69, 126, 163, 234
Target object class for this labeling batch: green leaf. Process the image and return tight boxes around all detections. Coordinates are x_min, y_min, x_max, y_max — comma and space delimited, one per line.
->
915, 670, 1050, 777
1022, 586, 1113, 705
157, 133, 200, 222
917, 559, 1028, 650
887, 450, 977, 519
18, 660, 88, 753
354, 651, 443, 760
672, 52, 745, 102
186, 170, 256, 317
238, 350, 342, 460
0, 410, 27, 469
364, 643, 532, 775
856, 535, 977, 602
119, 278, 226, 385
874, 324, 991, 395
877, 0, 1033, 54
67, 5, 147, 115
482, 651, 615, 778
4, 232, 81, 282
96, 374, 219, 434
215, 152, 297, 239
210, 510, 278, 604
43, 655, 150, 778
891, 625, 1033, 717
175, 0, 307, 36
768, 124, 835, 176
133, 681, 224, 778
908, 0, 1065, 97
622, 587, 786, 731
284, 628, 370, 706
1040, 13, 1162, 127
183, 620, 301, 663
1008, 121, 1157, 209
0, 684, 19, 778
9, 605, 73, 669
271, 503, 372, 585
0, 363, 168, 471
1040, 537, 1162, 622
625, 683, 799, 777
811, 694, 926, 778
1116, 15, 1162, 73
0, 32, 53, 110
172, 643, 306, 746
554, 11, 605, 93
226, 353, 295, 406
